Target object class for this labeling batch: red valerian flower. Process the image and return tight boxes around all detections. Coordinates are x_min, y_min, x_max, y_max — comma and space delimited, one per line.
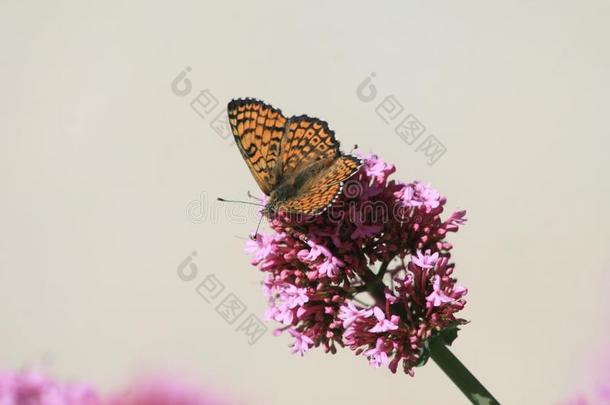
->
245, 151, 468, 376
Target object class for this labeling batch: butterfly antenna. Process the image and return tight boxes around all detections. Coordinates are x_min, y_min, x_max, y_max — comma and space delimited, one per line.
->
250, 213, 265, 240
349, 144, 359, 154
218, 197, 267, 239
217, 197, 264, 207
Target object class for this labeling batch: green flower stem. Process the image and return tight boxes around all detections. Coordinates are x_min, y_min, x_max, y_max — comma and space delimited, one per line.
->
428, 337, 500, 405
360, 264, 499, 404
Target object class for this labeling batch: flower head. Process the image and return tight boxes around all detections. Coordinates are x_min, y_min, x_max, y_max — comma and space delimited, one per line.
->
244, 151, 468, 376
369, 307, 399, 333
412, 250, 440, 269
289, 329, 315, 356
108, 376, 233, 405
0, 370, 237, 405
0, 370, 100, 405
365, 338, 390, 368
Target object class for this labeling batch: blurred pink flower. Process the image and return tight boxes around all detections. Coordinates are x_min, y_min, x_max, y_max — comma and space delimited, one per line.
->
108, 376, 233, 405
244, 151, 468, 376
0, 370, 237, 405
562, 347, 610, 405
0, 370, 100, 405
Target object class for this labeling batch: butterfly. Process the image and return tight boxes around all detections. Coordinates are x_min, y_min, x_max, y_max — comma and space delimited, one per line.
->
227, 98, 362, 216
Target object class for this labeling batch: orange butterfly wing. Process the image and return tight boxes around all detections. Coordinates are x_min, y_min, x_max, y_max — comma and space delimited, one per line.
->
228, 98, 287, 195
280, 115, 340, 174
279, 155, 362, 215
228, 98, 362, 215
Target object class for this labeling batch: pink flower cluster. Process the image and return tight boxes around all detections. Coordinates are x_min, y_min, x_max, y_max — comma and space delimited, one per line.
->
563, 350, 610, 405
246, 151, 468, 375
0, 370, 235, 405
108, 376, 232, 405
0, 370, 99, 405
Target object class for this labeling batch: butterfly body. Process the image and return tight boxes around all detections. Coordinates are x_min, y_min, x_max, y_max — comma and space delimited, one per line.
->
228, 98, 362, 216
266, 157, 333, 214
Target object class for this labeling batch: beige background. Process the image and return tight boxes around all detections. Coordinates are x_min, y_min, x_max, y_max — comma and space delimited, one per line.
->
1, 1, 609, 404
